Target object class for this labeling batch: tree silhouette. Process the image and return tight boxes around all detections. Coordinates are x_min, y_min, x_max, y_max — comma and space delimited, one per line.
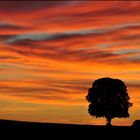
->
86, 77, 133, 126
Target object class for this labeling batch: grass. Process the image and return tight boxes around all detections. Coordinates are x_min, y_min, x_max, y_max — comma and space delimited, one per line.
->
0, 119, 138, 138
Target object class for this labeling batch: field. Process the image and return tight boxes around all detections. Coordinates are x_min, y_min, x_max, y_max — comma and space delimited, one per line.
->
0, 119, 139, 139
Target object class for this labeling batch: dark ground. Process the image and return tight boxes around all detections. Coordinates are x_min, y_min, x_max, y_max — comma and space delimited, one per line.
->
0, 119, 139, 139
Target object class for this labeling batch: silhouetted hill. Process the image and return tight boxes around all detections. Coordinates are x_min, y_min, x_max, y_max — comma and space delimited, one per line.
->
0, 119, 138, 139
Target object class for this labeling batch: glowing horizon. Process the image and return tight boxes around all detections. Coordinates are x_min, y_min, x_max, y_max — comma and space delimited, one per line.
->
0, 1, 140, 126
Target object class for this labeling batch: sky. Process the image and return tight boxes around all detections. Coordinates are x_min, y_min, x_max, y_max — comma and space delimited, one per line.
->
0, 1, 140, 126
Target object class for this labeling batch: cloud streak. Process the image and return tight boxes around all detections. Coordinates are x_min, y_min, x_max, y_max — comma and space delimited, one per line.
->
2, 24, 139, 65
0, 22, 30, 30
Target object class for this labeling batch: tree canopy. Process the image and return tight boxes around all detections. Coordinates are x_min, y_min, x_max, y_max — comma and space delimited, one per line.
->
86, 77, 133, 125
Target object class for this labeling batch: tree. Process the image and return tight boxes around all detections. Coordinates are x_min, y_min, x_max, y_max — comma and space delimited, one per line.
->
86, 77, 133, 126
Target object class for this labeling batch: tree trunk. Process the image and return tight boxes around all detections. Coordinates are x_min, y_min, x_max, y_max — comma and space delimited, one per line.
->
106, 117, 112, 127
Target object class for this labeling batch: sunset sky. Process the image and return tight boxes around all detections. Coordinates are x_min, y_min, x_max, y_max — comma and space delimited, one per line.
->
0, 1, 140, 126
